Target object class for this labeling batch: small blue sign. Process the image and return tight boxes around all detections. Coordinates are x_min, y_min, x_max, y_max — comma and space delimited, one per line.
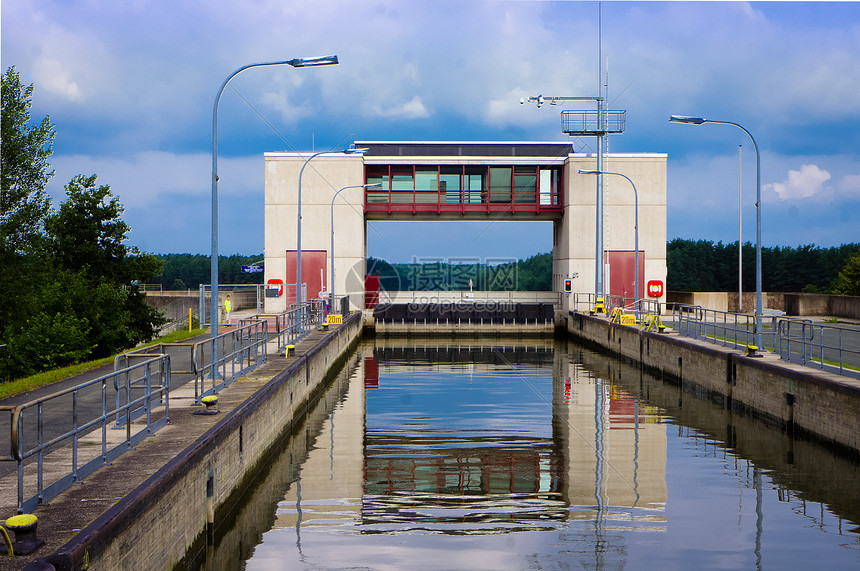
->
241, 265, 264, 274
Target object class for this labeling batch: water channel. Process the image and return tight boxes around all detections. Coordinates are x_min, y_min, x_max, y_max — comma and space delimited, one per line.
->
182, 336, 860, 570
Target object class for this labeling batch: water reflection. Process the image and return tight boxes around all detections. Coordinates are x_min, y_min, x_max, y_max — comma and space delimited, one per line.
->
185, 336, 860, 570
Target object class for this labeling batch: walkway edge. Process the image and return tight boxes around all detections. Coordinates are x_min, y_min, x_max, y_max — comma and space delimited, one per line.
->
27, 313, 362, 571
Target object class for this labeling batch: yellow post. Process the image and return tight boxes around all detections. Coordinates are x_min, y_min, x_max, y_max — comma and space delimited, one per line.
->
189, 307, 193, 332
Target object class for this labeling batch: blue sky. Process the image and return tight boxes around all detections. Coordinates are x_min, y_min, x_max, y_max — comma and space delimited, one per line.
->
3, 1, 859, 262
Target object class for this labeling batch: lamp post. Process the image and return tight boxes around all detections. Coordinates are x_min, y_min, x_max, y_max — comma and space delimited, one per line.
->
521, 94, 608, 304
211, 55, 338, 340
669, 115, 763, 348
579, 169, 639, 319
296, 147, 368, 305
330, 183, 381, 304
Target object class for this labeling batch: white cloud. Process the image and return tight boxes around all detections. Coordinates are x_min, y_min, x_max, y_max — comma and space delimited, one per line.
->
765, 164, 832, 202
372, 96, 431, 120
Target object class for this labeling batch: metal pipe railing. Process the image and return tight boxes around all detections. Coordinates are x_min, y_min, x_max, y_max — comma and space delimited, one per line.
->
776, 319, 860, 379
669, 304, 860, 380
192, 320, 268, 403
6, 355, 171, 513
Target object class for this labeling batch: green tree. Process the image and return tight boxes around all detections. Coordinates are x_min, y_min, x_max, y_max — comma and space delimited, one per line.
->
46, 174, 130, 280
832, 253, 860, 296
44, 174, 164, 358
1, 66, 55, 256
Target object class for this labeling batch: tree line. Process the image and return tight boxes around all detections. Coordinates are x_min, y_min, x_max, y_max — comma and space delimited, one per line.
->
366, 253, 553, 292
153, 253, 266, 291
151, 242, 860, 297
667, 239, 860, 294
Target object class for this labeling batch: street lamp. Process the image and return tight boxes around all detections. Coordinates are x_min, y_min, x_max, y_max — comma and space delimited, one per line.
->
296, 147, 368, 305
211, 55, 338, 340
669, 115, 763, 348
579, 169, 640, 319
330, 183, 381, 305
522, 94, 612, 304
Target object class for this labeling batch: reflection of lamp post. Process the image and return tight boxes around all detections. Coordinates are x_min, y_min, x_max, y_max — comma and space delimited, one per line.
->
330, 183, 380, 303
296, 147, 367, 304
579, 169, 639, 319
669, 115, 762, 348
210, 55, 338, 340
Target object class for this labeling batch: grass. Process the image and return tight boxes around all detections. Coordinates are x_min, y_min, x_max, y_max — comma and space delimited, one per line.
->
0, 328, 208, 400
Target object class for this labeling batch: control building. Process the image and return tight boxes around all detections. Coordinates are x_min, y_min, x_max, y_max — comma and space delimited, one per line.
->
263, 141, 666, 314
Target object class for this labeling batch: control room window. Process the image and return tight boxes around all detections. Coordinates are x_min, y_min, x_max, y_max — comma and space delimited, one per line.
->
415, 167, 439, 203
366, 166, 389, 203
441, 167, 462, 203
464, 167, 485, 203
514, 166, 537, 203
391, 167, 414, 203
489, 167, 511, 203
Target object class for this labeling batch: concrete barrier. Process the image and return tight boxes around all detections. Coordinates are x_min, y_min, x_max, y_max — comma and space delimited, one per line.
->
567, 312, 860, 456
35, 313, 362, 570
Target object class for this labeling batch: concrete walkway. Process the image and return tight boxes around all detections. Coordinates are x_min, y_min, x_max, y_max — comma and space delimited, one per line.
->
0, 318, 335, 570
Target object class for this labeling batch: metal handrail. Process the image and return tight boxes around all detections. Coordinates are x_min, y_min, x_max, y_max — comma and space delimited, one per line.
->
669, 304, 860, 379
192, 320, 268, 403
571, 293, 624, 313
113, 343, 196, 427
671, 304, 762, 350
7, 355, 170, 513
775, 319, 860, 379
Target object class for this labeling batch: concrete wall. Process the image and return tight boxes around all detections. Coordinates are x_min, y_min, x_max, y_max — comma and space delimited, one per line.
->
566, 312, 860, 455
554, 153, 668, 313
43, 314, 363, 570
264, 152, 367, 313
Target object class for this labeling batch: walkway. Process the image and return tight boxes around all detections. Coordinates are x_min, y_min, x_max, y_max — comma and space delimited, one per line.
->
0, 318, 336, 570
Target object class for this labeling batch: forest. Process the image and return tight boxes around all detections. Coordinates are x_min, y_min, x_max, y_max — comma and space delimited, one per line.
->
666, 239, 860, 294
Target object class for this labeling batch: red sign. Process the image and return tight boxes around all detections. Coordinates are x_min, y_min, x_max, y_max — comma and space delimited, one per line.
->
647, 280, 664, 297
266, 278, 284, 297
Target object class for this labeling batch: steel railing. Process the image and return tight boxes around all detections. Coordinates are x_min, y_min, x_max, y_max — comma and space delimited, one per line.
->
3, 355, 170, 513
671, 304, 765, 350
238, 299, 328, 355
113, 343, 196, 426
193, 320, 268, 403
669, 304, 860, 380
775, 318, 860, 379
571, 293, 624, 314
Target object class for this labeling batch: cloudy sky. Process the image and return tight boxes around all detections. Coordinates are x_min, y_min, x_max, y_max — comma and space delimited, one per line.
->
3, 1, 859, 262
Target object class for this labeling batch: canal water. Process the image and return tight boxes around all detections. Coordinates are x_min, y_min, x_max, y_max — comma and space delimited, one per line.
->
185, 337, 860, 570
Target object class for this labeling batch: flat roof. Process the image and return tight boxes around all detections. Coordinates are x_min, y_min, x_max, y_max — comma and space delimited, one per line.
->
354, 141, 574, 158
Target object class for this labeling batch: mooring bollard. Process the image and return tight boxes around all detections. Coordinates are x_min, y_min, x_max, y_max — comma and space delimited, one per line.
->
1, 514, 45, 556
194, 395, 220, 415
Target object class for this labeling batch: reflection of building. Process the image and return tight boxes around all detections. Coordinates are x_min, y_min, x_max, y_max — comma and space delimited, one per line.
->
275, 338, 665, 535
264, 143, 667, 312
554, 339, 667, 527
274, 356, 366, 530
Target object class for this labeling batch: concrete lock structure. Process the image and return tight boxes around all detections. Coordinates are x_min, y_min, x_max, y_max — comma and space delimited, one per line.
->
264, 142, 666, 314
